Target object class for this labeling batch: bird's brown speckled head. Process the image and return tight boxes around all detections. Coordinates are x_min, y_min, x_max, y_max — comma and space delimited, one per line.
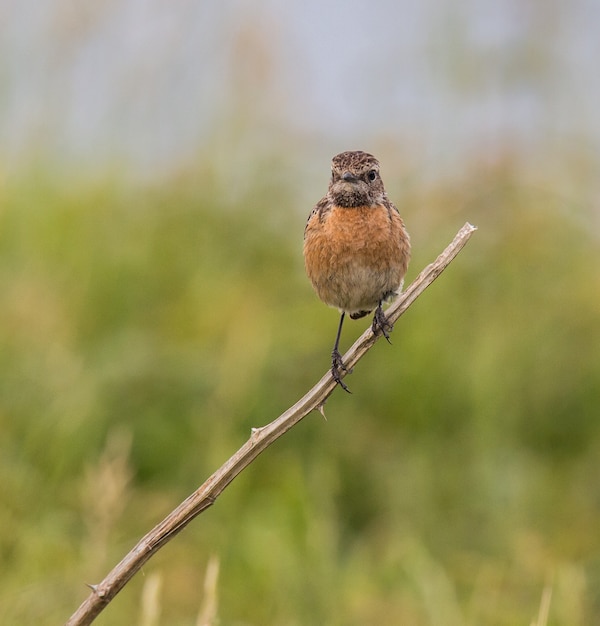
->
328, 150, 386, 208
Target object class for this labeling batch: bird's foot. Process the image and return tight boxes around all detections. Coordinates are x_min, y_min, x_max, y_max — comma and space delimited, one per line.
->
331, 349, 352, 393
372, 305, 393, 343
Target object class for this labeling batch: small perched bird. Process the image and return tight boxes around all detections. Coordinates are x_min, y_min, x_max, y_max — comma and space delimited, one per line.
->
303, 151, 411, 391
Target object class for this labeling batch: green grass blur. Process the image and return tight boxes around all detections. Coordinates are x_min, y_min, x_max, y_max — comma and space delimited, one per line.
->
1, 154, 599, 625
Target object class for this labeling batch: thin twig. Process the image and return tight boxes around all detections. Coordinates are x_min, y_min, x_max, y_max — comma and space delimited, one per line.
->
65, 222, 477, 626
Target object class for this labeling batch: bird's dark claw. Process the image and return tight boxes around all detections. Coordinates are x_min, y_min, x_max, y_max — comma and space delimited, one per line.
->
331, 349, 352, 393
372, 305, 393, 343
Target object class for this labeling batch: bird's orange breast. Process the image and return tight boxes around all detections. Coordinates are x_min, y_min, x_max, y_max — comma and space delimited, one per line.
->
304, 204, 410, 313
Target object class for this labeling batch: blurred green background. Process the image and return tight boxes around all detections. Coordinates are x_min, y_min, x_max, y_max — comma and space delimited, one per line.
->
1, 2, 600, 625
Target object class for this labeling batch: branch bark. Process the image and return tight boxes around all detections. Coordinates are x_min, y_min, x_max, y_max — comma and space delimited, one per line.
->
65, 222, 477, 626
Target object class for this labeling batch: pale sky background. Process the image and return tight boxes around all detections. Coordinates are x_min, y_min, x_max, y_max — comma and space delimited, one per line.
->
1, 0, 599, 180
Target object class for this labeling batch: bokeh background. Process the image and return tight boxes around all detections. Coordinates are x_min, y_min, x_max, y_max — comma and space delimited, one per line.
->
1, 1, 600, 624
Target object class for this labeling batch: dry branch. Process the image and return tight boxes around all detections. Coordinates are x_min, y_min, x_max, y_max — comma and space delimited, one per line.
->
65, 222, 477, 626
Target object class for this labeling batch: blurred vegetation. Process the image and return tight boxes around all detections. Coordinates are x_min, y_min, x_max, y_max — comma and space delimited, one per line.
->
1, 150, 599, 626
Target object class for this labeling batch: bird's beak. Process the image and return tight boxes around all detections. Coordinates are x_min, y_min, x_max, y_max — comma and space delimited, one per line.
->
342, 172, 358, 183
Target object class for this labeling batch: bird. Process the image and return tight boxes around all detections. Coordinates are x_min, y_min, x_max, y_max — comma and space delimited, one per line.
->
303, 150, 411, 392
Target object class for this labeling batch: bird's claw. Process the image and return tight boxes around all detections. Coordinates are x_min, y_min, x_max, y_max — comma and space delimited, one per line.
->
372, 306, 393, 343
331, 349, 352, 393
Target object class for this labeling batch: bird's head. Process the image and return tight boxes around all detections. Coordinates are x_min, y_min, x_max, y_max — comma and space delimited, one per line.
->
328, 150, 385, 208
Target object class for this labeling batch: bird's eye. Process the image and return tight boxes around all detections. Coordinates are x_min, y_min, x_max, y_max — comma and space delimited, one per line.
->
367, 170, 377, 182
